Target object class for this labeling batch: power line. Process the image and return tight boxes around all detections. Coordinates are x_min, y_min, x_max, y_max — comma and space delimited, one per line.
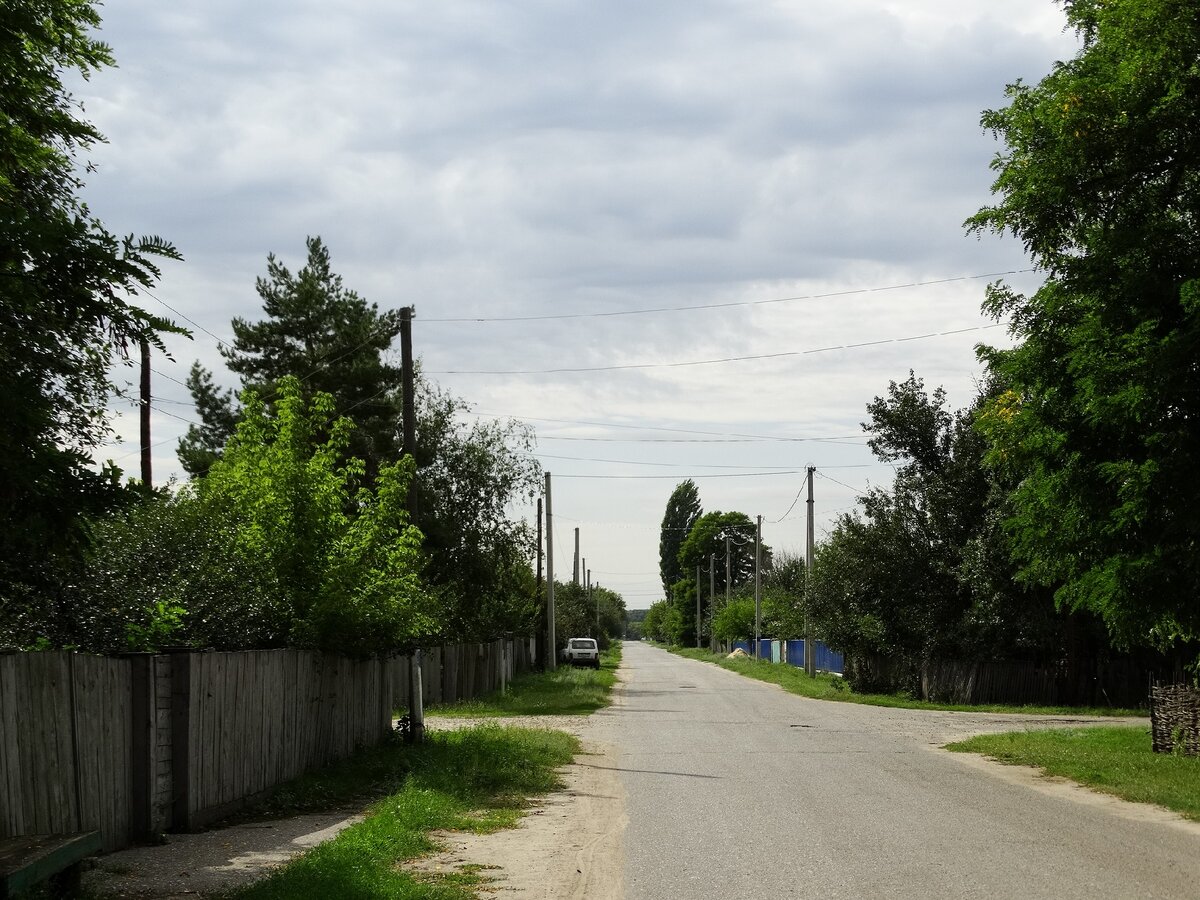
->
815, 470, 870, 496
430, 323, 1004, 375
534, 435, 868, 445
554, 470, 809, 480
532, 452, 807, 471
144, 287, 233, 348
477, 412, 865, 444
420, 269, 1035, 323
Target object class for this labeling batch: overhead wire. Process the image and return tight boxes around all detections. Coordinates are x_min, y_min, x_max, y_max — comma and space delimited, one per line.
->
429, 323, 1004, 375
420, 269, 1035, 323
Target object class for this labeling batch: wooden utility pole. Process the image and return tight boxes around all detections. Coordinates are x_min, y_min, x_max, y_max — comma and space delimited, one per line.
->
399, 306, 422, 742
805, 467, 816, 677
708, 554, 715, 651
724, 534, 731, 606
573, 528, 580, 584
754, 515, 762, 659
139, 338, 151, 488
545, 472, 556, 670
695, 564, 701, 650
536, 498, 544, 669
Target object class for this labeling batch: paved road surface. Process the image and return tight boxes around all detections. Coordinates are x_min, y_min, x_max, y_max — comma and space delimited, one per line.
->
587, 642, 1197, 899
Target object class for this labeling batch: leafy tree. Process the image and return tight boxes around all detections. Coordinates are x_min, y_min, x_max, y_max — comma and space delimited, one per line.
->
760, 550, 807, 639
712, 597, 755, 644
549, 581, 626, 651
659, 480, 701, 596
413, 381, 541, 640
65, 378, 431, 655
0, 0, 182, 614
176, 361, 238, 478
178, 236, 401, 479
641, 599, 679, 644
671, 511, 768, 646
967, 0, 1200, 654
809, 373, 1109, 690
178, 240, 541, 639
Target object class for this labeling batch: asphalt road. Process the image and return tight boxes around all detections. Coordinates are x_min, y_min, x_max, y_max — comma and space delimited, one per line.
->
588, 641, 1198, 900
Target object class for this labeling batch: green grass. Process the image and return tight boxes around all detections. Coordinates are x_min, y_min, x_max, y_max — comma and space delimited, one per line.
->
946, 726, 1200, 820
425, 644, 621, 717
224, 724, 578, 899
669, 646, 1141, 717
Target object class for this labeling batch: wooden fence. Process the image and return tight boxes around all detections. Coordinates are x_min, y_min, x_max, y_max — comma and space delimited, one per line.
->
0, 637, 537, 851
849, 652, 1178, 708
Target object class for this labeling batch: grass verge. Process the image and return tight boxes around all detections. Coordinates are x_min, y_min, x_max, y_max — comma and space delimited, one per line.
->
426, 643, 621, 717
225, 725, 578, 899
669, 646, 1141, 717
946, 726, 1200, 820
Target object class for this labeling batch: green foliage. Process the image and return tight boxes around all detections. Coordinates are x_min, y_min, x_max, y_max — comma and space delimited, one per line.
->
967, 0, 1200, 654
712, 597, 755, 643
659, 479, 701, 596
427, 645, 620, 717
199, 378, 430, 653
178, 239, 542, 641
179, 236, 402, 480
67, 488, 287, 652
229, 725, 578, 900
808, 373, 1086, 683
640, 599, 679, 644
672, 510, 768, 646
549, 580, 626, 651
124, 600, 187, 652
0, 0, 182, 614
414, 382, 541, 640
64, 378, 430, 654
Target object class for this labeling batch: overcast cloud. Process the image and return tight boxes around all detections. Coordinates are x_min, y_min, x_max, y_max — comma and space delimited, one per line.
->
82, 1, 1079, 608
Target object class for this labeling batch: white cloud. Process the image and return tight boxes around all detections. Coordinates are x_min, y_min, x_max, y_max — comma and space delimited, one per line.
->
84, 0, 1076, 609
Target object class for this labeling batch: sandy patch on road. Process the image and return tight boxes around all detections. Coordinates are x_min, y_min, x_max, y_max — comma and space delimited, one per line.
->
411, 729, 627, 898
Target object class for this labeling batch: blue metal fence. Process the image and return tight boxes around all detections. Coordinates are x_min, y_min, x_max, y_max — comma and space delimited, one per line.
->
729, 639, 844, 675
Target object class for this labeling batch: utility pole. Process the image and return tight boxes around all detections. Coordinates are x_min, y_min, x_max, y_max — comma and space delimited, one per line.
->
708, 554, 715, 652
695, 564, 701, 650
805, 467, 816, 677
545, 472, 556, 670
399, 306, 422, 740
573, 528, 580, 585
754, 515, 762, 660
589, 568, 596, 632
399, 306, 417, 518
724, 534, 731, 607
139, 337, 151, 488
536, 498, 544, 670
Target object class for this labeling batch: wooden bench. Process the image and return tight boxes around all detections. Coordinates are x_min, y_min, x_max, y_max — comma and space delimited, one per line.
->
0, 832, 102, 899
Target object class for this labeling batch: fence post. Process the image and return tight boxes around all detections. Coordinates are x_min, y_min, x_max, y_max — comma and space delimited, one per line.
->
169, 652, 193, 831
407, 650, 425, 744
126, 654, 154, 841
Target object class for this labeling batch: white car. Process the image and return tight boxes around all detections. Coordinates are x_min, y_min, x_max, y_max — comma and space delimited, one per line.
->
560, 637, 601, 668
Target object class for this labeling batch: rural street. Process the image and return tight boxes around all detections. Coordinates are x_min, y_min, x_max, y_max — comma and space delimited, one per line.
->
584, 641, 1200, 899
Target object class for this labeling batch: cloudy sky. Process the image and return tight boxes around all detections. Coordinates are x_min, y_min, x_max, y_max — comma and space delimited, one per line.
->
81, 0, 1080, 610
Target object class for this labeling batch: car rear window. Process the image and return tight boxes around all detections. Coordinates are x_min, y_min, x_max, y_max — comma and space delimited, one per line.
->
570, 639, 596, 649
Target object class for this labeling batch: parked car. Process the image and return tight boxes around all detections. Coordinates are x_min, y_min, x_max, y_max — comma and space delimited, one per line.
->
560, 637, 600, 668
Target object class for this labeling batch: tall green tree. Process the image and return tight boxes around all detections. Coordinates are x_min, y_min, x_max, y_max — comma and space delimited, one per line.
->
178, 236, 400, 479
673, 511, 768, 646
659, 480, 701, 596
967, 0, 1200, 654
178, 239, 541, 640
68, 377, 430, 655
0, 0, 181, 627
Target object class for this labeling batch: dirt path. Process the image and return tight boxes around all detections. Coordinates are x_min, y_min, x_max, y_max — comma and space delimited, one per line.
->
410, 731, 626, 898
84, 706, 628, 898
